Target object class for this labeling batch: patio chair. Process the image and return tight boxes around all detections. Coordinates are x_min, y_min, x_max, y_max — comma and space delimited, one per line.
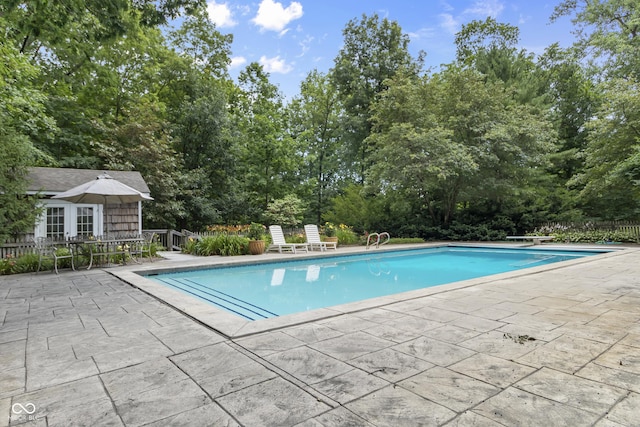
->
304, 224, 337, 251
267, 225, 308, 253
134, 231, 156, 262
34, 237, 75, 274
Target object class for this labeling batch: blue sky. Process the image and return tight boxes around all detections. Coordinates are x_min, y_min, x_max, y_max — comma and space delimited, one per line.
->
199, 0, 577, 100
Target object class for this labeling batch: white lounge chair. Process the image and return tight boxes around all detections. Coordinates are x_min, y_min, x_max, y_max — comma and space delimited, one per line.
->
268, 225, 309, 253
304, 224, 337, 251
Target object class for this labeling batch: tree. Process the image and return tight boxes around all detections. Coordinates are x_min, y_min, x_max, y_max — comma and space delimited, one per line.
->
234, 63, 300, 216
167, 8, 233, 79
331, 13, 423, 183
173, 80, 240, 228
100, 99, 187, 229
0, 35, 52, 242
367, 70, 477, 225
538, 44, 599, 184
553, 0, 640, 219
552, 0, 640, 79
454, 17, 520, 65
264, 194, 305, 228
570, 78, 640, 219
367, 66, 555, 227
0, 122, 43, 243
288, 70, 342, 224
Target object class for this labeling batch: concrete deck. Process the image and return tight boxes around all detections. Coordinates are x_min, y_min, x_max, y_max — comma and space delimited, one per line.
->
1, 244, 640, 426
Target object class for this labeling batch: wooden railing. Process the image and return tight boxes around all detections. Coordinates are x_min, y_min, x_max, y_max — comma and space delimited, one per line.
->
0, 230, 185, 259
142, 229, 183, 251
0, 236, 38, 259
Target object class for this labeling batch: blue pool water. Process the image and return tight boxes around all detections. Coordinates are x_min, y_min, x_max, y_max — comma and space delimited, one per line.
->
146, 246, 603, 321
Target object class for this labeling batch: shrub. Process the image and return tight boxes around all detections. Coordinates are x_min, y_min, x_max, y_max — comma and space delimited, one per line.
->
532, 223, 640, 243
322, 222, 337, 237
420, 224, 506, 241
335, 224, 359, 245
287, 233, 306, 244
188, 234, 249, 256
247, 223, 265, 241
0, 254, 18, 275
1, 253, 41, 275
388, 237, 425, 244
182, 237, 199, 254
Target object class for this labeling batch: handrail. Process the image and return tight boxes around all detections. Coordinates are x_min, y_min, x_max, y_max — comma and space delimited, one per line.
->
366, 232, 390, 249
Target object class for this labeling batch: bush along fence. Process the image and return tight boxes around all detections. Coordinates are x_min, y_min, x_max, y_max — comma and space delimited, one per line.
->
0, 231, 166, 274
533, 221, 640, 244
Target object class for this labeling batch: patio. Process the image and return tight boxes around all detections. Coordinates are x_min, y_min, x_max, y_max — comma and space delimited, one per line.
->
1, 244, 639, 426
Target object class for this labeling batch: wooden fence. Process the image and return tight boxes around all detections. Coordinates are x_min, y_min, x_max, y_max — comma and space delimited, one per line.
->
0, 229, 186, 259
0, 235, 38, 259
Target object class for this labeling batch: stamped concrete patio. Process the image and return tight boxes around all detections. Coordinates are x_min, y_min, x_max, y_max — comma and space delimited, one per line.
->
1, 244, 640, 426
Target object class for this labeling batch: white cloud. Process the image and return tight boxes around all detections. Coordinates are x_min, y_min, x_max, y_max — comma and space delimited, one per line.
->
259, 55, 293, 74
252, 0, 303, 33
518, 13, 530, 25
438, 0, 504, 35
439, 13, 460, 35
297, 34, 314, 57
206, 1, 237, 28
408, 27, 438, 41
230, 56, 247, 69
439, 0, 454, 12
464, 0, 504, 18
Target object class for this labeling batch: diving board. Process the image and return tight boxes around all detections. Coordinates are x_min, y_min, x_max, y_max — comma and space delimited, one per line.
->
506, 236, 555, 245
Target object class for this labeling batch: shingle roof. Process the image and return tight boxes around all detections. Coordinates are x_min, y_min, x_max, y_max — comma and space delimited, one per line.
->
27, 167, 151, 195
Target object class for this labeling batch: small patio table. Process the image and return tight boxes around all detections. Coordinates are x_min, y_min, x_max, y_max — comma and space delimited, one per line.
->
71, 237, 145, 269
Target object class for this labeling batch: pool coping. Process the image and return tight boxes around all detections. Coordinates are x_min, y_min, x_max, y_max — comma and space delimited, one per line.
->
111, 243, 629, 338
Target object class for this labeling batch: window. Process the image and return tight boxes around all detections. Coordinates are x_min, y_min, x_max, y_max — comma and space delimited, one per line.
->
76, 207, 94, 237
46, 207, 65, 239
36, 202, 105, 240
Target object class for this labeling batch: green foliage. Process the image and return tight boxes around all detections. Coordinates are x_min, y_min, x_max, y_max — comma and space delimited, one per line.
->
323, 185, 369, 230
289, 70, 342, 224
235, 63, 300, 214
247, 223, 265, 241
0, 35, 53, 243
286, 233, 306, 244
0, 253, 40, 275
182, 237, 199, 255
533, 223, 640, 243
184, 234, 249, 256
551, 0, 640, 80
0, 255, 17, 275
3, 0, 637, 238
0, 123, 44, 243
331, 12, 423, 181
570, 78, 640, 219
265, 195, 306, 228
323, 222, 337, 237
387, 237, 425, 245
335, 224, 359, 245
367, 66, 555, 227
455, 17, 520, 64
421, 223, 508, 241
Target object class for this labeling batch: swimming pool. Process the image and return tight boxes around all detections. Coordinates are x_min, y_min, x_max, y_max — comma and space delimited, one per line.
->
146, 246, 604, 321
